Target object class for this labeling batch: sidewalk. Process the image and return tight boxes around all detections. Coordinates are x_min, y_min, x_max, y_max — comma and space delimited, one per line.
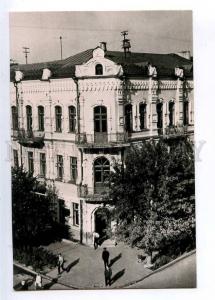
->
43, 240, 152, 289
127, 251, 196, 289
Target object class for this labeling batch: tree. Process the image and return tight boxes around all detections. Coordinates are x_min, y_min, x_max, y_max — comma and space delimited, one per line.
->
109, 138, 195, 259
12, 167, 68, 248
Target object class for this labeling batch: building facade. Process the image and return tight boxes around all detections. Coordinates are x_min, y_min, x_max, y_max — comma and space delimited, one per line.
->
10, 44, 194, 245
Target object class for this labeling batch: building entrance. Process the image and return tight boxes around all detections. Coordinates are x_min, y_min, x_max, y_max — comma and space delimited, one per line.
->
94, 207, 111, 242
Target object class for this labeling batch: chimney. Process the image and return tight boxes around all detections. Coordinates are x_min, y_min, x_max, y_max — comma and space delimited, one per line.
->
99, 42, 107, 52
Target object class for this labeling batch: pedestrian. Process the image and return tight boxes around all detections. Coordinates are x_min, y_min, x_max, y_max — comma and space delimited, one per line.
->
93, 231, 100, 249
35, 273, 42, 290
102, 247, 110, 268
57, 253, 64, 275
104, 266, 112, 286
20, 280, 28, 290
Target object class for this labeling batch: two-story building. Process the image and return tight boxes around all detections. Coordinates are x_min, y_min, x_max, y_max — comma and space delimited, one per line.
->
10, 42, 194, 245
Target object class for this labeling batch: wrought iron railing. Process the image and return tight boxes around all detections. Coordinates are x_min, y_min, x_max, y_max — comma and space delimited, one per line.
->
75, 132, 128, 146
17, 129, 45, 147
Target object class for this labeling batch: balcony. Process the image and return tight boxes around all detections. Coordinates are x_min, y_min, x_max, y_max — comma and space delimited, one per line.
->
163, 125, 193, 139
75, 132, 129, 148
77, 184, 110, 203
17, 129, 45, 148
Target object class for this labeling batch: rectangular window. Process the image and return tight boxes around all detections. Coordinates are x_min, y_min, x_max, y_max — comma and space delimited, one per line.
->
70, 157, 77, 183
38, 106, 44, 131
40, 153, 46, 177
28, 151, 34, 174
12, 106, 18, 130
183, 101, 189, 125
73, 203, 79, 226
57, 155, 63, 180
69, 106, 76, 132
13, 149, 19, 168
55, 106, 62, 132
26, 106, 32, 132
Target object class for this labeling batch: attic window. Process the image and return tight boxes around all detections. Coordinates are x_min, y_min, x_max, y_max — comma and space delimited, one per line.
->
95, 64, 103, 75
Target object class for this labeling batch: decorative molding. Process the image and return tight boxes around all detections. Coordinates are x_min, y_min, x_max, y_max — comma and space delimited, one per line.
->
158, 80, 178, 90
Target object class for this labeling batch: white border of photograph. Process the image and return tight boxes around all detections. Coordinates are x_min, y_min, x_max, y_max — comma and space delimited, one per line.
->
1, 1, 215, 300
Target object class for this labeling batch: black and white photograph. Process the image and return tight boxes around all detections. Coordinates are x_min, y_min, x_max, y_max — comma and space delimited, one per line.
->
9, 10, 196, 291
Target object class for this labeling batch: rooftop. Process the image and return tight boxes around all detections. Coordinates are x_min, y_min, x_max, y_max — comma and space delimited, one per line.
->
10, 48, 193, 81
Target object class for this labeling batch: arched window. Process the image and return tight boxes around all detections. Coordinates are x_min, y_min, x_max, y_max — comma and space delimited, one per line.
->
95, 64, 103, 75
169, 102, 175, 127
94, 106, 107, 143
26, 105, 32, 132
125, 104, 133, 132
183, 101, 189, 125
68, 106, 76, 132
38, 106, 44, 131
11, 106, 18, 130
94, 157, 110, 194
156, 102, 163, 129
55, 106, 62, 132
139, 103, 147, 130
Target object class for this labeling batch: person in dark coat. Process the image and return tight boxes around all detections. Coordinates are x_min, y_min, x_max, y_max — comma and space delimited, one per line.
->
102, 247, 110, 268
104, 266, 112, 286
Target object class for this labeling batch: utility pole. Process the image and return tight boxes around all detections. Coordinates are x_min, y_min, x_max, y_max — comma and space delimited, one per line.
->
59, 36, 63, 60
23, 47, 30, 64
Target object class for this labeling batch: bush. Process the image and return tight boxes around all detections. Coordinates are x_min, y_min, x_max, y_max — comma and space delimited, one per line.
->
14, 246, 57, 272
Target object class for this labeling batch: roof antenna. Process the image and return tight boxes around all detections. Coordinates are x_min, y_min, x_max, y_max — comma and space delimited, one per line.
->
121, 31, 131, 59
23, 47, 30, 64
59, 36, 63, 60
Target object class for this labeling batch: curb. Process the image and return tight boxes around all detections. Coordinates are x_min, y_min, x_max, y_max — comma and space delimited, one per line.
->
13, 262, 78, 289
118, 249, 196, 288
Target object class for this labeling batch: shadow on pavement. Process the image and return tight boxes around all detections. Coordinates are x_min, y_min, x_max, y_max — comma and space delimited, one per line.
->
64, 258, 80, 273
109, 253, 122, 267
110, 268, 125, 285
43, 278, 58, 290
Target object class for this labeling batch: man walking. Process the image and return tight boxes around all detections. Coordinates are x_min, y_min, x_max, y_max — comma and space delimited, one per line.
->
93, 231, 100, 249
57, 253, 64, 275
102, 247, 110, 268
104, 266, 112, 286
35, 273, 42, 290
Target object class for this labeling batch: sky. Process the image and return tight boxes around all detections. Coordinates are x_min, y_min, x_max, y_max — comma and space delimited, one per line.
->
10, 11, 193, 64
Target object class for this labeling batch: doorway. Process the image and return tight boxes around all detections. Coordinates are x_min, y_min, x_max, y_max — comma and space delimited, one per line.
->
94, 208, 111, 243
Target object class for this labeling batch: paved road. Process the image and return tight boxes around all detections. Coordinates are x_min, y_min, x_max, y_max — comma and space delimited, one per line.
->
44, 240, 152, 289
127, 252, 196, 289
13, 241, 196, 290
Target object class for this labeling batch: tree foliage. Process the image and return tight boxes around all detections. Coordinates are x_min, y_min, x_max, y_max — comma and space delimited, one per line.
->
12, 167, 68, 248
109, 138, 195, 256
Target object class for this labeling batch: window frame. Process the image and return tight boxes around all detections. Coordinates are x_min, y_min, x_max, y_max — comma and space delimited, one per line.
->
139, 103, 147, 130
70, 156, 78, 183
55, 106, 62, 132
68, 106, 76, 133
40, 153, 46, 177
38, 106, 45, 131
56, 155, 64, 180
72, 203, 79, 226
95, 64, 103, 75
28, 151, 34, 174
11, 106, 18, 130
13, 149, 19, 168
26, 105, 33, 132
169, 101, 175, 127
156, 102, 163, 129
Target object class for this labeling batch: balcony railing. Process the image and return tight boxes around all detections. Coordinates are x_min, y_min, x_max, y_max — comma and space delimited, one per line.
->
75, 132, 128, 147
77, 184, 110, 202
17, 129, 45, 148
163, 125, 189, 138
